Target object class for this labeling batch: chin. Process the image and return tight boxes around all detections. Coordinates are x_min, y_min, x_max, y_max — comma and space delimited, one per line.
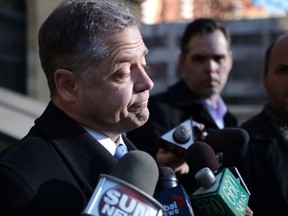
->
126, 111, 148, 129
136, 112, 149, 125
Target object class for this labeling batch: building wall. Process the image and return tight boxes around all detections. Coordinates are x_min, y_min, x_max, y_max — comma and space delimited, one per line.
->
141, 0, 269, 24
26, 0, 62, 102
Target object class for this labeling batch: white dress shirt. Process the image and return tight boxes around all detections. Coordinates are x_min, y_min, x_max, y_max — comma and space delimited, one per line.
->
82, 126, 126, 156
203, 97, 227, 129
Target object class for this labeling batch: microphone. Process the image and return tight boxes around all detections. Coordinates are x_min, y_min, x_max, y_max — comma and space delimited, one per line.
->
153, 166, 195, 215
177, 141, 220, 194
185, 141, 220, 178
158, 118, 195, 154
184, 142, 250, 189
228, 167, 251, 196
190, 167, 250, 216
81, 150, 164, 216
202, 128, 249, 152
159, 117, 249, 153
183, 142, 250, 216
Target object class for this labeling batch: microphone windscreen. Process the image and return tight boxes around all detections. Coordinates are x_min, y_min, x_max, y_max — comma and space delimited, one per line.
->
185, 142, 220, 178
109, 150, 159, 196
155, 166, 178, 192
204, 128, 249, 152
173, 124, 192, 144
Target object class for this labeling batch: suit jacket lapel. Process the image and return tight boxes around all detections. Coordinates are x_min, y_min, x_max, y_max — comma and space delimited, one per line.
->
34, 102, 119, 194
168, 80, 220, 128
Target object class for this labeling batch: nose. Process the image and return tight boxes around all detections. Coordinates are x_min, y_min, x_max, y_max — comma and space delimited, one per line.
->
133, 66, 154, 92
205, 59, 218, 73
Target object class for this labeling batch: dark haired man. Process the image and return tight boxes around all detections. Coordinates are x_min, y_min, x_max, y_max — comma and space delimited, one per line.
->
128, 18, 237, 178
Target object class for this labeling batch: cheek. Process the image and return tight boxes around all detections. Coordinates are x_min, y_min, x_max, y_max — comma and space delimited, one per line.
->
112, 87, 133, 109
220, 70, 230, 82
265, 80, 283, 101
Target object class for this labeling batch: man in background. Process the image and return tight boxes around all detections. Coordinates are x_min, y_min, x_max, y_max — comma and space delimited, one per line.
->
226, 33, 288, 216
128, 18, 237, 175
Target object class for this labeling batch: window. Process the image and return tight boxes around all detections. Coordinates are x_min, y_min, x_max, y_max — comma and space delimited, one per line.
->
0, 0, 26, 94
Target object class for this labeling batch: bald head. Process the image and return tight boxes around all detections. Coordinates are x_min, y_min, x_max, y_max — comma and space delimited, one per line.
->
263, 32, 288, 125
264, 33, 288, 75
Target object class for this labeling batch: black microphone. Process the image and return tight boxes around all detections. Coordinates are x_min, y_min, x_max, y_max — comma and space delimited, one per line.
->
184, 144, 250, 216
153, 166, 195, 215
81, 150, 164, 216
185, 141, 220, 179
202, 128, 249, 152
175, 141, 220, 194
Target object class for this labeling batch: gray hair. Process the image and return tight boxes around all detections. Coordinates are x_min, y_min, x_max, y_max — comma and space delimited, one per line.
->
38, 0, 139, 98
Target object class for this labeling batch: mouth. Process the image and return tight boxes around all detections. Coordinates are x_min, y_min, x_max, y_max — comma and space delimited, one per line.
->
203, 81, 218, 89
204, 78, 220, 86
128, 101, 148, 112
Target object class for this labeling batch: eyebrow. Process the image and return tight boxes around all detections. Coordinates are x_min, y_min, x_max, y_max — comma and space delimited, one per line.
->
276, 64, 288, 70
115, 49, 149, 64
192, 54, 225, 58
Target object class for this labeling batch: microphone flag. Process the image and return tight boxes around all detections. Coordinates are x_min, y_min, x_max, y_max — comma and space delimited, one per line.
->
159, 118, 195, 154
154, 185, 194, 216
190, 168, 249, 216
82, 174, 164, 216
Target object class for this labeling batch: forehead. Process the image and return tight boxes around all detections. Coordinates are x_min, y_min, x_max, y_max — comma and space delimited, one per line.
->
270, 36, 288, 63
96, 27, 147, 76
187, 30, 229, 54
107, 27, 147, 56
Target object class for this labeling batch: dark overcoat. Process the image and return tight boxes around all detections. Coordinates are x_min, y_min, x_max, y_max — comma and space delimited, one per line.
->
0, 102, 136, 216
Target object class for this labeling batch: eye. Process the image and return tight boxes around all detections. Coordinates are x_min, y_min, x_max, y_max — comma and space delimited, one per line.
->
277, 65, 288, 74
213, 55, 225, 63
192, 55, 206, 63
113, 67, 131, 83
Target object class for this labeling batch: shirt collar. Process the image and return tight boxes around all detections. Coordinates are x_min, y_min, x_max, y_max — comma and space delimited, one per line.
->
203, 97, 227, 129
82, 126, 125, 155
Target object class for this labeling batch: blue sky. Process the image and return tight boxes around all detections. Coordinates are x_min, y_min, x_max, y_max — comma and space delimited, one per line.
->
253, 0, 288, 14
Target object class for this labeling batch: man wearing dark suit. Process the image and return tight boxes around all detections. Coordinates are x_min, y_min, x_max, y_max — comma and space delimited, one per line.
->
127, 18, 237, 175
225, 33, 288, 216
0, 0, 154, 215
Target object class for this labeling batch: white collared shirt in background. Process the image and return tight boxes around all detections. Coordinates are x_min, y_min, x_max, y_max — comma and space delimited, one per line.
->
203, 97, 227, 129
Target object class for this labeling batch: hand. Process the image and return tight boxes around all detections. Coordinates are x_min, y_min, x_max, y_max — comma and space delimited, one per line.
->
192, 121, 206, 141
246, 206, 253, 216
156, 148, 189, 175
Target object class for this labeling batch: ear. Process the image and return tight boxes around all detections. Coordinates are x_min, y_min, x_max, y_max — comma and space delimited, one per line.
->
227, 50, 233, 72
178, 54, 185, 75
54, 69, 78, 102
263, 74, 268, 92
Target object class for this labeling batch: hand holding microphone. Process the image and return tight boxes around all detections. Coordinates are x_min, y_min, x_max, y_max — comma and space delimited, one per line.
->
156, 148, 189, 175
159, 118, 249, 154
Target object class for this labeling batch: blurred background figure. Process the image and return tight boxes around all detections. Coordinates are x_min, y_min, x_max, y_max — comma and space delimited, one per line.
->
225, 32, 288, 216
127, 18, 237, 182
